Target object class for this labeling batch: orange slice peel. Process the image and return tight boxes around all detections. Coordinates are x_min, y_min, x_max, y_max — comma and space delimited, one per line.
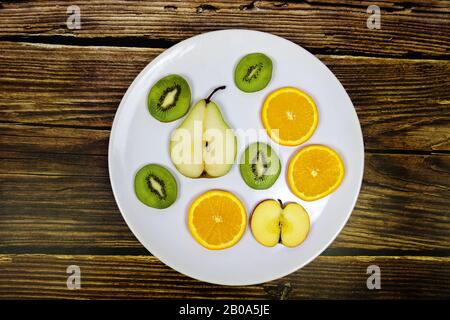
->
287, 145, 345, 201
261, 87, 318, 146
188, 190, 247, 250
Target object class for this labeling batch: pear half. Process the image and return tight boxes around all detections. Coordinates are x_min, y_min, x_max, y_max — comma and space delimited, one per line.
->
251, 200, 310, 247
170, 86, 237, 178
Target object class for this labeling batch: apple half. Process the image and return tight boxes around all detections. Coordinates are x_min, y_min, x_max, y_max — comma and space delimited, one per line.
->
170, 86, 237, 178
251, 199, 310, 247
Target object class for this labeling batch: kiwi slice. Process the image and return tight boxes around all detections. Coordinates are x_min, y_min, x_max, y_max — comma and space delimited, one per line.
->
234, 53, 273, 93
240, 142, 281, 190
148, 74, 191, 122
134, 164, 178, 209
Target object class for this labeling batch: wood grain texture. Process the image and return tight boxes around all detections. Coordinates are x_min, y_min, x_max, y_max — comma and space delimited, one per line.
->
0, 0, 449, 300
1, 125, 449, 252
0, 1, 449, 57
0, 254, 448, 299
1, 42, 449, 151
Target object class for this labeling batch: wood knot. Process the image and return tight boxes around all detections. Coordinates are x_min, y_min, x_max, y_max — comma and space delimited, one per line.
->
196, 4, 218, 13
264, 282, 292, 300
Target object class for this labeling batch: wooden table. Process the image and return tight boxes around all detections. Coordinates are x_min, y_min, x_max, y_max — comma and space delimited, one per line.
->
0, 1, 449, 299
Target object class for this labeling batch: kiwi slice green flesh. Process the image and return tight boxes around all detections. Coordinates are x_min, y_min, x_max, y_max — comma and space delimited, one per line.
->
148, 74, 191, 122
234, 53, 273, 93
134, 164, 177, 209
240, 142, 281, 190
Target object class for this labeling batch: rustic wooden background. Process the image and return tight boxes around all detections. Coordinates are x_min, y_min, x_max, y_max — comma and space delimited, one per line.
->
0, 0, 449, 299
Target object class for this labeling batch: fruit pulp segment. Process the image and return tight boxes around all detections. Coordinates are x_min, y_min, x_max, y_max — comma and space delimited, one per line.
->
170, 101, 206, 178
254, 153, 267, 177
266, 91, 316, 141
188, 191, 246, 249
134, 164, 177, 209
240, 142, 281, 190
235, 53, 273, 92
250, 199, 311, 248
280, 203, 310, 247
251, 200, 282, 247
291, 147, 344, 198
203, 101, 236, 177
148, 176, 165, 199
170, 98, 236, 178
148, 74, 191, 122
192, 195, 242, 245
161, 87, 179, 109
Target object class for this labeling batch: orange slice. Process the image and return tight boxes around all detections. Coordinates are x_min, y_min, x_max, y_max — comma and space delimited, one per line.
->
287, 145, 345, 201
261, 87, 318, 146
188, 190, 247, 250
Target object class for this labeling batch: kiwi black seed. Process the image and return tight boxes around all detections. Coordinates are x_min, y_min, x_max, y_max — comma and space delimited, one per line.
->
240, 142, 281, 190
234, 53, 273, 93
134, 164, 177, 209
148, 74, 191, 122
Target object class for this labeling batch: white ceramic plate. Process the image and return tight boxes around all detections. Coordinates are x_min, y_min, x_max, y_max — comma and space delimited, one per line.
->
109, 30, 364, 285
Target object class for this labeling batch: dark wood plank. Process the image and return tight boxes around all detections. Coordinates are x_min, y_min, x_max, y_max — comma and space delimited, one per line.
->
0, 42, 156, 129
335, 153, 450, 251
0, 254, 448, 299
1, 134, 449, 252
0, 124, 109, 157
0, 1, 449, 57
1, 42, 449, 151
321, 56, 450, 152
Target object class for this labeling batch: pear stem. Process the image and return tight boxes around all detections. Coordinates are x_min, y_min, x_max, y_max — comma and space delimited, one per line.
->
205, 85, 226, 104
277, 199, 284, 208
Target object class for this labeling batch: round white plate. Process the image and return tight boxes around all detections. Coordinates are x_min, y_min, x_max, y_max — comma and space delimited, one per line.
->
109, 30, 364, 285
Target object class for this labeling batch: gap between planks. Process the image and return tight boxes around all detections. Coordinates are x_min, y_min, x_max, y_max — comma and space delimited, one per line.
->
0, 37, 449, 61
0, 36, 450, 61
0, 246, 449, 258
0, 254, 449, 299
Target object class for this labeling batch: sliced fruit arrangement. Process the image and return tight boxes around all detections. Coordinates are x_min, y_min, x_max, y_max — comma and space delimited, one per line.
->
251, 199, 310, 247
148, 74, 191, 122
134, 164, 178, 209
188, 190, 247, 250
170, 86, 237, 178
240, 142, 281, 190
288, 145, 345, 201
235, 53, 273, 93
138, 51, 347, 256
262, 87, 318, 146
